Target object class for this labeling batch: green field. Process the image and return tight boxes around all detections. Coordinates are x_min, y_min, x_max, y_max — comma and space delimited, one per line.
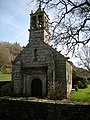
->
69, 84, 90, 102
0, 73, 11, 81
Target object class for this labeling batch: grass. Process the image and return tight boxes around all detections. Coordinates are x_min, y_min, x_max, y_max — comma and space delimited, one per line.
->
69, 84, 90, 102
0, 73, 11, 81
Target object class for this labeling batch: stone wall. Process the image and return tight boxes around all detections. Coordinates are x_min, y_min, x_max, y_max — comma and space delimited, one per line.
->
0, 98, 90, 120
66, 61, 72, 98
12, 42, 56, 96
52, 49, 68, 98
12, 42, 72, 98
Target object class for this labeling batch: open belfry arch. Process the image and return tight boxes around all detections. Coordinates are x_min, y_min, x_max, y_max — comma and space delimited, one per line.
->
12, 4, 72, 99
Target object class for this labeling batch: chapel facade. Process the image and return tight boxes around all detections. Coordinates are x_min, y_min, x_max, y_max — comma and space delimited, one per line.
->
12, 5, 72, 99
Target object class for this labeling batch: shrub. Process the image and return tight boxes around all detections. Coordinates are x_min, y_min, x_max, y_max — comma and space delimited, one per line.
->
48, 82, 66, 100
72, 70, 89, 89
0, 82, 13, 96
73, 73, 88, 89
87, 77, 90, 84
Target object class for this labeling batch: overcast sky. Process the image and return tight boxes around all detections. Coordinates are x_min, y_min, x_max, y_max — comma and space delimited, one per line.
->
0, 0, 39, 46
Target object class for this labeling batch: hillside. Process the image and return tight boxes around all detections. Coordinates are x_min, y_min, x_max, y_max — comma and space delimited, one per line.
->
0, 41, 22, 73
73, 65, 90, 78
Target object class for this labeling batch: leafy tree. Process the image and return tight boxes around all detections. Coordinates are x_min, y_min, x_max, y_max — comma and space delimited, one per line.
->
31, 0, 90, 53
75, 46, 90, 72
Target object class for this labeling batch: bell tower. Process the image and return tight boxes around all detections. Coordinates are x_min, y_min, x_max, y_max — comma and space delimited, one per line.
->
28, 4, 50, 44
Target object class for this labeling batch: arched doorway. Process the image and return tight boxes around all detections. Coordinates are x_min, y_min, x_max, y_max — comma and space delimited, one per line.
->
31, 79, 42, 97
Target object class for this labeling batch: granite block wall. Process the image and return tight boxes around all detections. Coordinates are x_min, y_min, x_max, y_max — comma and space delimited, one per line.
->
0, 98, 90, 120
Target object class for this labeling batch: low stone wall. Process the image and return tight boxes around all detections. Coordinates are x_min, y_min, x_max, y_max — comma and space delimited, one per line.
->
0, 97, 90, 120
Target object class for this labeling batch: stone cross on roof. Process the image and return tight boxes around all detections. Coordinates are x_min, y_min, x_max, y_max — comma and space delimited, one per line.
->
36, 1, 43, 13
39, 1, 41, 8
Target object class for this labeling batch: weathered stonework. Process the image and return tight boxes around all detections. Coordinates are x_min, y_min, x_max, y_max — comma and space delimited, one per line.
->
12, 5, 72, 99
0, 98, 90, 120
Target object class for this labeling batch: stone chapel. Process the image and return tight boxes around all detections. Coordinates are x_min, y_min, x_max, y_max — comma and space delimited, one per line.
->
12, 5, 72, 99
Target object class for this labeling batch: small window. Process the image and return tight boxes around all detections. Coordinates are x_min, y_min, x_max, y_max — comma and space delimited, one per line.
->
34, 49, 38, 61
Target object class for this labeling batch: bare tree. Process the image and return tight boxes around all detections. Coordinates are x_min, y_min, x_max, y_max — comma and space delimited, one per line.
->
0, 42, 22, 72
30, 0, 90, 54
75, 46, 90, 72
0, 44, 11, 71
